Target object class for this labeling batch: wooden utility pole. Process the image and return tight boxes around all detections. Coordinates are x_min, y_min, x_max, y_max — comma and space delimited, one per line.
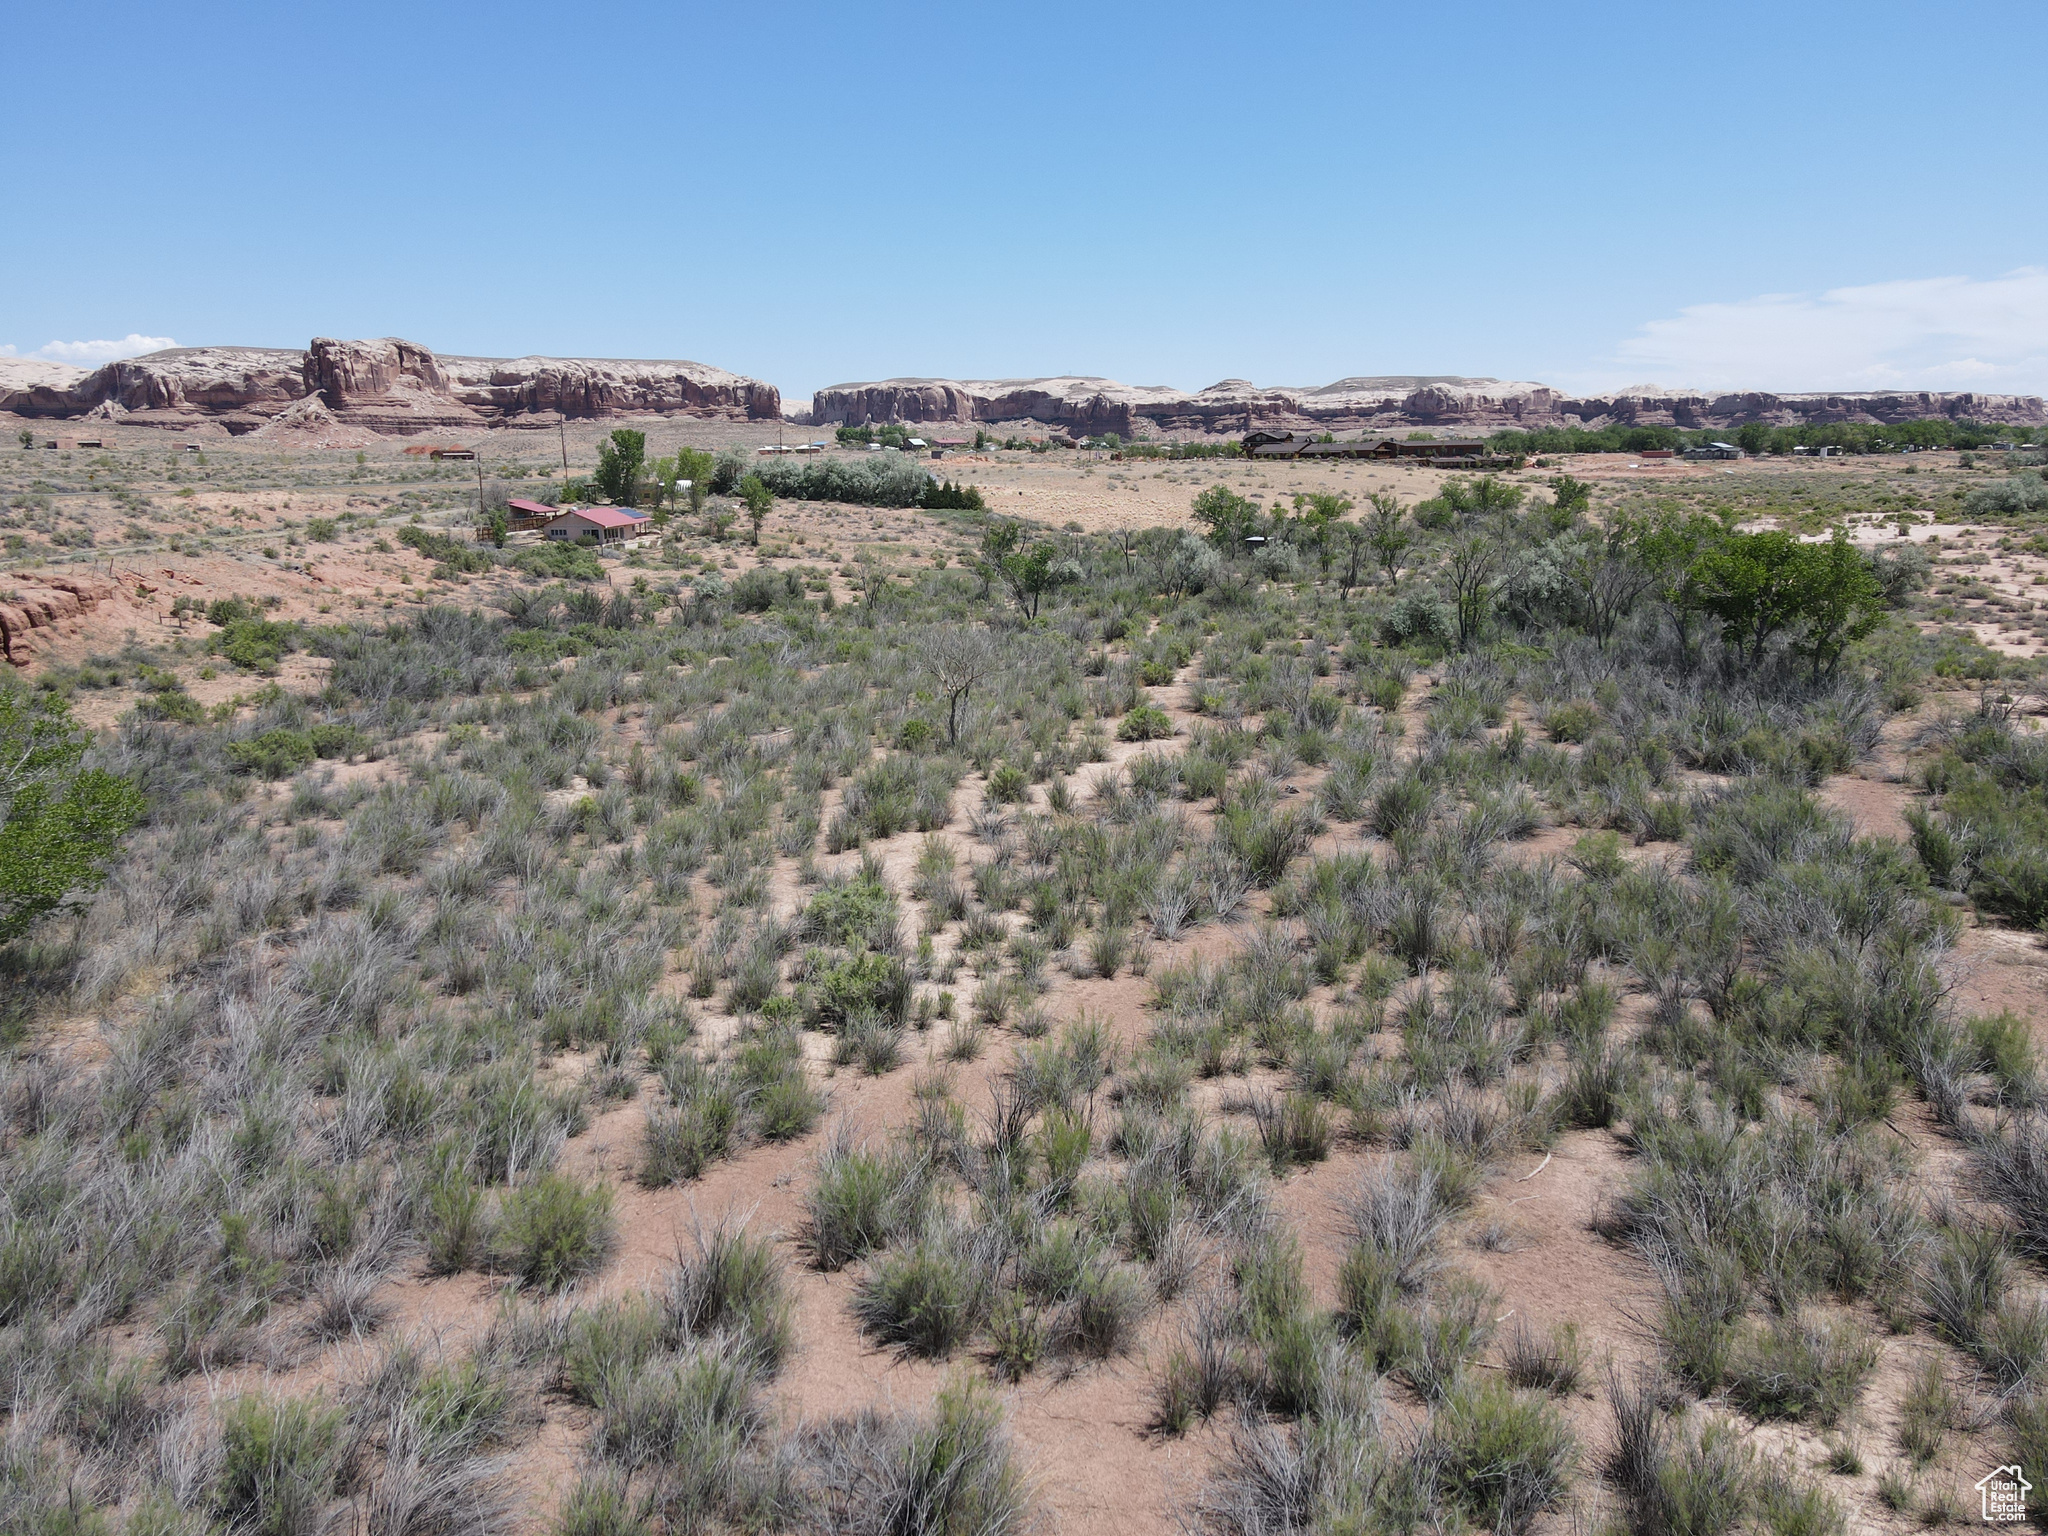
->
559, 421, 568, 474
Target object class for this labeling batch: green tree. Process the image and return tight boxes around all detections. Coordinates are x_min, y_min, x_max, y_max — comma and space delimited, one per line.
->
1442, 475, 1524, 526
592, 428, 646, 507
1700, 527, 1882, 676
1292, 492, 1353, 577
739, 474, 774, 546
1546, 474, 1593, 531
1191, 484, 1259, 553
1789, 530, 1886, 678
1630, 510, 1724, 670
1702, 528, 1808, 668
1444, 535, 1502, 651
17, 429, 33, 451
1363, 491, 1411, 588
996, 541, 1077, 620
0, 689, 144, 942
1566, 525, 1650, 650
1735, 421, 1772, 457
483, 506, 509, 547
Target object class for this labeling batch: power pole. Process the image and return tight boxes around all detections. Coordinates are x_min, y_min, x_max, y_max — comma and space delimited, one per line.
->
559, 420, 568, 475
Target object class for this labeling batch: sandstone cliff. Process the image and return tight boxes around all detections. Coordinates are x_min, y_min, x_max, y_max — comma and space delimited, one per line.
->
0, 338, 780, 433
0, 573, 119, 666
810, 374, 2046, 436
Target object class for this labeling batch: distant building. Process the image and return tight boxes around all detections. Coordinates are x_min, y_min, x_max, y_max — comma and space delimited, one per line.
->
544, 507, 653, 544
1683, 442, 1742, 461
1640, 448, 1676, 460
430, 446, 476, 461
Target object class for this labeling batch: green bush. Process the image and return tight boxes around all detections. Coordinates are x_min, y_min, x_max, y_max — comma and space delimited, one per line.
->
512, 543, 605, 581
213, 1396, 343, 1536
497, 1173, 615, 1291
1429, 1377, 1575, 1534
397, 525, 493, 574
307, 722, 367, 759
922, 480, 986, 511
1543, 700, 1600, 743
985, 763, 1030, 803
1726, 1313, 1877, 1426
806, 951, 911, 1029
802, 1137, 923, 1271
1118, 704, 1174, 742
213, 617, 300, 672
853, 1227, 985, 1357
226, 729, 316, 778
666, 1218, 793, 1377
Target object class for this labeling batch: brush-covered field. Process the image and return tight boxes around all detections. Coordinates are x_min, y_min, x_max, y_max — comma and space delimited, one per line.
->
4, 434, 2048, 1536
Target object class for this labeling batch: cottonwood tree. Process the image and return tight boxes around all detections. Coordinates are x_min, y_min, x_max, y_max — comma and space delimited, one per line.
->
593, 428, 646, 506
1191, 484, 1259, 553
1290, 492, 1353, 578
919, 625, 999, 745
1568, 527, 1651, 650
1336, 522, 1372, 601
740, 474, 774, 546
1363, 491, 1412, 588
0, 690, 143, 942
1631, 510, 1724, 671
1700, 527, 1883, 677
1444, 535, 1503, 651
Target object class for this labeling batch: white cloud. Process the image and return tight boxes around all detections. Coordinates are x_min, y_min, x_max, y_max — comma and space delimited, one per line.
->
0, 334, 178, 367
1595, 269, 2048, 395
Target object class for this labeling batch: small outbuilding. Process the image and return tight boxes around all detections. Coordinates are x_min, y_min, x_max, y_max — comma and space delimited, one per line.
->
1683, 442, 1742, 461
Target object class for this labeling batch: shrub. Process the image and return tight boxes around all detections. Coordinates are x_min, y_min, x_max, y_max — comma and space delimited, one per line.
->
802, 1134, 923, 1271
1059, 1261, 1148, 1359
807, 952, 912, 1029
1502, 1317, 1586, 1396
213, 616, 300, 672
497, 1173, 616, 1291
555, 1475, 652, 1536
1252, 1091, 1331, 1172
397, 525, 494, 573
1430, 1377, 1575, 1535
422, 1176, 490, 1274
1543, 700, 1600, 743
804, 1378, 1033, 1536
1726, 1313, 1876, 1427
1118, 704, 1174, 742
512, 543, 605, 581
666, 1217, 794, 1377
852, 1227, 986, 1358
214, 1397, 343, 1536
226, 728, 316, 778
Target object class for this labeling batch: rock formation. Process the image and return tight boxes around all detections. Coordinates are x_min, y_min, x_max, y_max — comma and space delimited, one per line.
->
0, 338, 780, 433
0, 573, 118, 665
810, 374, 2047, 436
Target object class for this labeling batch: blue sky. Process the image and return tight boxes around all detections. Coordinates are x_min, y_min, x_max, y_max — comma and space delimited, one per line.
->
7, 1, 2047, 399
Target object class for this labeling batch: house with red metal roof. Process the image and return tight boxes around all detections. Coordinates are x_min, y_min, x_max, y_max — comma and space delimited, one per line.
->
543, 506, 653, 544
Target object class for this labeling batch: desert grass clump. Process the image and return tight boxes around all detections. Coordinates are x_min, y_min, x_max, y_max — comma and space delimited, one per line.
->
801, 1129, 929, 1271
1428, 1376, 1576, 1535
1502, 1317, 1585, 1396
1251, 1091, 1332, 1173
1725, 1312, 1877, 1427
213, 1396, 344, 1536
497, 1173, 615, 1291
664, 1217, 794, 1377
801, 1376, 1035, 1536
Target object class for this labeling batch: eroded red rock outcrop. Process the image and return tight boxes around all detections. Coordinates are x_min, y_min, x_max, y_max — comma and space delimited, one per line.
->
0, 339, 779, 434
0, 573, 118, 665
